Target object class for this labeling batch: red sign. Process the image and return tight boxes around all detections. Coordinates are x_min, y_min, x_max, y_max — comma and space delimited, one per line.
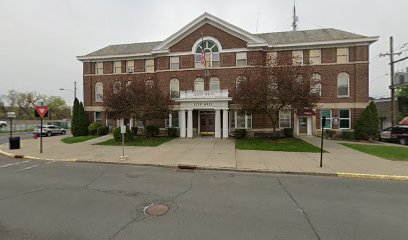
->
299, 110, 316, 116
35, 106, 48, 118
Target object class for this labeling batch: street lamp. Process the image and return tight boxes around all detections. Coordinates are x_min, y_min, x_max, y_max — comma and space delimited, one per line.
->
59, 81, 77, 100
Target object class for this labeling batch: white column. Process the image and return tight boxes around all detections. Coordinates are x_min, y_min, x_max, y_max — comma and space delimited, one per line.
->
179, 110, 186, 138
187, 110, 193, 138
215, 109, 221, 138
222, 109, 229, 139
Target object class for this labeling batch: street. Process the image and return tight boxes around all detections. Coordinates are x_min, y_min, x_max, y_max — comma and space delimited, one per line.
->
0, 155, 407, 240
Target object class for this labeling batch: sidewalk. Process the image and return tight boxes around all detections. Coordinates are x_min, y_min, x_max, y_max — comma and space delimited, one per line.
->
1, 135, 408, 179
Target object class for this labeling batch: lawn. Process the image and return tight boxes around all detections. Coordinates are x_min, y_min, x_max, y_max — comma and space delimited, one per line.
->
61, 135, 99, 144
96, 136, 173, 147
236, 138, 323, 152
341, 143, 408, 161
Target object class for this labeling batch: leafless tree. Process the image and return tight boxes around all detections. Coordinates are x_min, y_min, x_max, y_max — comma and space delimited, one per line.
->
234, 55, 320, 132
102, 79, 174, 127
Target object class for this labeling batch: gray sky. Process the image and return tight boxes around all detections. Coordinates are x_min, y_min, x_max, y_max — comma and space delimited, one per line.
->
1, 0, 407, 105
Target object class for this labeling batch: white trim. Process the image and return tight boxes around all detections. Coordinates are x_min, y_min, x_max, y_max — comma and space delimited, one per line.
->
321, 109, 332, 129
152, 12, 267, 52
191, 36, 223, 53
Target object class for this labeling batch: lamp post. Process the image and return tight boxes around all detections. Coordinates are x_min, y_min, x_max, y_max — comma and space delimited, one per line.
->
59, 81, 77, 100
7, 112, 16, 139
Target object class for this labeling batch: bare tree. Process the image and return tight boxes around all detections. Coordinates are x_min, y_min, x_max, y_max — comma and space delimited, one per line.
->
102, 79, 174, 127
234, 55, 320, 132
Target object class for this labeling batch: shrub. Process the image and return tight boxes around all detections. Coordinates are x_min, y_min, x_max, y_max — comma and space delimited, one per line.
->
341, 131, 355, 141
96, 126, 109, 136
235, 129, 247, 139
88, 122, 102, 135
355, 102, 379, 140
145, 125, 160, 137
131, 127, 138, 137
168, 127, 177, 137
283, 128, 294, 138
113, 127, 134, 142
324, 130, 336, 139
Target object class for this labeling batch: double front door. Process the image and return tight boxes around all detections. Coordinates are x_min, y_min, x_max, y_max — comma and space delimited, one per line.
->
200, 111, 215, 135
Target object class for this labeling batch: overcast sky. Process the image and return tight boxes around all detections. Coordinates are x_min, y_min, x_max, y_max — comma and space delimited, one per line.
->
1, 0, 407, 105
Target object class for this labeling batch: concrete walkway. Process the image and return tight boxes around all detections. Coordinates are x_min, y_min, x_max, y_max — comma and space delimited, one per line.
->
1, 134, 408, 178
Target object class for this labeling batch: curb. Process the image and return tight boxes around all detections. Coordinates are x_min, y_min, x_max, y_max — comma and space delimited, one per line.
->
1, 144, 407, 181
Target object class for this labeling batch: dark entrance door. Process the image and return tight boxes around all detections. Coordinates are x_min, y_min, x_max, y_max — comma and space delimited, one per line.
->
200, 111, 215, 135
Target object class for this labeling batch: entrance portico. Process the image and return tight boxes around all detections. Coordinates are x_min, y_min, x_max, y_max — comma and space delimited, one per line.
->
176, 90, 232, 138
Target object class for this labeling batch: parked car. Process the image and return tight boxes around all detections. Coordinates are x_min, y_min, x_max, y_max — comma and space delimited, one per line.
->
33, 125, 67, 137
0, 121, 7, 128
379, 125, 408, 145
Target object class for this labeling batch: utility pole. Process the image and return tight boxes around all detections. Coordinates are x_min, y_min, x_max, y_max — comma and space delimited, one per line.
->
380, 36, 402, 125
390, 37, 395, 126
74, 81, 77, 100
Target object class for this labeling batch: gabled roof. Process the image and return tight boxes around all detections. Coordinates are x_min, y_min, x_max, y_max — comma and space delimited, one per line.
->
255, 28, 368, 45
77, 13, 378, 61
151, 12, 268, 53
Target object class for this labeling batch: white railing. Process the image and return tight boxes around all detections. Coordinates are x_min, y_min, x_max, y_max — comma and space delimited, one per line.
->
178, 89, 229, 99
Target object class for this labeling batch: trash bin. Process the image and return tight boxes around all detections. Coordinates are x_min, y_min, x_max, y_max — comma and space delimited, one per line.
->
9, 137, 20, 150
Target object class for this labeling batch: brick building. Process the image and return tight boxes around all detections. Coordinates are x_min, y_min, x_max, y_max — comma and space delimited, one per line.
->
77, 12, 378, 138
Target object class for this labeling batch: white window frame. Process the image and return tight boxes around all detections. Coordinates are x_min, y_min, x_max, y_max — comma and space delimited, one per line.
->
267, 51, 278, 66
236, 52, 247, 67
95, 62, 103, 75
309, 49, 321, 65
94, 112, 102, 124
279, 111, 291, 128
194, 78, 204, 91
126, 60, 134, 73
209, 77, 220, 91
170, 57, 179, 70
337, 72, 350, 97
165, 111, 179, 128
169, 78, 179, 99
339, 109, 351, 129
292, 50, 303, 65
321, 109, 332, 129
310, 73, 322, 96
145, 59, 154, 73
235, 111, 252, 129
95, 82, 103, 102
194, 40, 220, 68
337, 48, 349, 63
114, 61, 122, 74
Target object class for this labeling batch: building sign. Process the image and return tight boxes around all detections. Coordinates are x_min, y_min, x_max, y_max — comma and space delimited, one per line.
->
193, 102, 213, 107
298, 109, 316, 116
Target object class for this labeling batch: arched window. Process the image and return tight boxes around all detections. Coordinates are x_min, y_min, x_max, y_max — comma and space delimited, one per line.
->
195, 40, 220, 68
145, 79, 154, 89
113, 81, 120, 94
236, 76, 247, 90
194, 77, 204, 91
170, 78, 179, 98
209, 77, 220, 91
337, 72, 350, 97
310, 73, 322, 96
95, 82, 103, 102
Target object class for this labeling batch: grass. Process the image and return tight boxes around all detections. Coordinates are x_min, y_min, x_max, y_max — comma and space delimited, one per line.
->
236, 138, 324, 152
341, 143, 408, 161
96, 136, 173, 147
61, 135, 99, 144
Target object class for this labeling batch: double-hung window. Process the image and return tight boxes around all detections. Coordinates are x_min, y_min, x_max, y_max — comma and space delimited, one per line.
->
321, 109, 332, 129
170, 57, 179, 70
309, 49, 321, 65
279, 111, 291, 128
337, 72, 350, 97
145, 59, 155, 72
165, 111, 179, 128
126, 60, 134, 73
114, 61, 121, 74
337, 48, 349, 63
233, 111, 252, 129
267, 51, 278, 66
339, 109, 351, 129
236, 52, 247, 66
95, 62, 103, 75
292, 50, 303, 65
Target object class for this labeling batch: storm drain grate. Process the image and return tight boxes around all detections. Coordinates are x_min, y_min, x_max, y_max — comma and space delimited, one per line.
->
144, 204, 169, 216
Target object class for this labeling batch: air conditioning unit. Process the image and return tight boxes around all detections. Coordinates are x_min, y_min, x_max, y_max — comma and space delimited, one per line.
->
127, 67, 133, 73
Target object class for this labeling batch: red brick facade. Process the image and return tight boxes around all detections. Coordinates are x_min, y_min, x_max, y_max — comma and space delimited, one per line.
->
79, 16, 374, 136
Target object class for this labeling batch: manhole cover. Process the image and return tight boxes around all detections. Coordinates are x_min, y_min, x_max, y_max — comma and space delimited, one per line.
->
144, 204, 169, 216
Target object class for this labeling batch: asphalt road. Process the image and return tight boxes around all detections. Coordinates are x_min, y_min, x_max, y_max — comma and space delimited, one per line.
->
0, 155, 407, 240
